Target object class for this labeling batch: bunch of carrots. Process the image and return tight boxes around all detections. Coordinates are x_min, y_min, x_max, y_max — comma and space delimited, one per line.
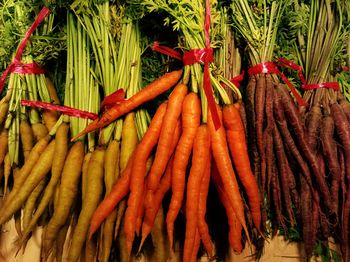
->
87, 78, 263, 262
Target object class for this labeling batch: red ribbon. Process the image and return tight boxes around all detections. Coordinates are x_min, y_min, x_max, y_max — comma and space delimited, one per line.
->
202, 0, 220, 130
248, 62, 307, 107
149, 2, 220, 129
182, 47, 214, 65
230, 71, 245, 88
303, 82, 340, 91
278, 58, 340, 91
21, 100, 98, 120
0, 6, 51, 94
151, 42, 182, 61
100, 89, 126, 110
277, 58, 306, 85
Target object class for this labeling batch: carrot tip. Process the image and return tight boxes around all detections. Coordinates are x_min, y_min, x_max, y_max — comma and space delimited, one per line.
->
138, 235, 147, 254
70, 132, 84, 142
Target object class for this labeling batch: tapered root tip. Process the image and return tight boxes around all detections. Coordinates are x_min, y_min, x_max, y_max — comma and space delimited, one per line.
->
70, 131, 85, 142
126, 240, 133, 260
138, 235, 147, 254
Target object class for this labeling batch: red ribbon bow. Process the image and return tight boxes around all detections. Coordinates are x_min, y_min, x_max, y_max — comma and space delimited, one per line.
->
248, 61, 307, 107
0, 6, 50, 94
150, 0, 220, 129
277, 58, 340, 92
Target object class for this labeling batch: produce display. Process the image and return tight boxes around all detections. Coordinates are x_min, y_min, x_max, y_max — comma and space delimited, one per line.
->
1, 0, 350, 261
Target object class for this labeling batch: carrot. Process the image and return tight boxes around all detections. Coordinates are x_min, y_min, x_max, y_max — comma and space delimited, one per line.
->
42, 141, 84, 258
100, 140, 120, 262
140, 156, 174, 251
273, 91, 315, 194
301, 174, 313, 256
166, 92, 201, 250
305, 105, 322, 152
183, 124, 210, 262
2, 153, 10, 197
20, 120, 34, 161
54, 222, 69, 262
0, 102, 9, 125
271, 162, 284, 231
46, 77, 61, 105
68, 147, 105, 262
125, 107, 180, 256
21, 178, 47, 251
43, 110, 59, 131
135, 184, 147, 237
244, 76, 257, 160
212, 163, 242, 254
190, 229, 200, 262
22, 178, 46, 229
3, 135, 50, 208
0, 165, 3, 186
135, 156, 156, 237
255, 75, 266, 194
320, 115, 340, 213
150, 206, 169, 262
0, 129, 8, 166
277, 86, 332, 210
208, 105, 250, 244
112, 112, 142, 242
147, 83, 188, 193
197, 158, 213, 257
89, 102, 168, 237
0, 139, 56, 225
272, 123, 295, 225
71, 70, 183, 141
81, 152, 92, 202
32, 122, 49, 141
331, 102, 350, 181
20, 122, 69, 244
223, 104, 262, 232
120, 112, 138, 172
89, 151, 134, 238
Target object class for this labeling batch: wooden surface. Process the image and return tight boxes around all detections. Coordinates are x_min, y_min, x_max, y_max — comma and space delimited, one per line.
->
0, 219, 339, 262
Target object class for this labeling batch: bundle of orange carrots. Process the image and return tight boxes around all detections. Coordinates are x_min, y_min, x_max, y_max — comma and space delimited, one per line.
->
83, 70, 262, 261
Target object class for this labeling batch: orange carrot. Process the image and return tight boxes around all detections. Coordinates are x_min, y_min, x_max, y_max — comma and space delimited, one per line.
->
139, 150, 175, 250
135, 184, 147, 237
166, 92, 201, 250
147, 83, 188, 193
89, 102, 168, 237
124, 111, 181, 256
208, 105, 250, 244
72, 70, 182, 141
190, 229, 201, 262
212, 162, 242, 253
183, 124, 211, 262
197, 157, 213, 257
223, 104, 261, 232
89, 152, 134, 238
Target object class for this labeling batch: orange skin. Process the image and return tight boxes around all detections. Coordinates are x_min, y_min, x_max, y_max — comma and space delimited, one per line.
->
223, 104, 261, 233
183, 124, 211, 262
166, 92, 201, 250
207, 105, 250, 245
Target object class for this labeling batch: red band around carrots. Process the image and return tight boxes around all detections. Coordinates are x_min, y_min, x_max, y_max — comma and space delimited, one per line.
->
21, 100, 98, 120
248, 62, 307, 107
0, 6, 51, 94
